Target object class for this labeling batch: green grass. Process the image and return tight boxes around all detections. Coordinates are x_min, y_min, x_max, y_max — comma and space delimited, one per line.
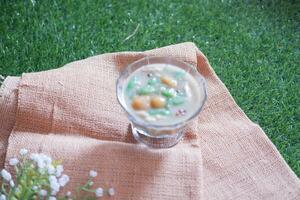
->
1, 0, 299, 176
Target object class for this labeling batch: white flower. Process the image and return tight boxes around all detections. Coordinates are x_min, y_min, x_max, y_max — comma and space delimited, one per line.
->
49, 197, 56, 200
9, 180, 14, 187
30, 153, 39, 162
32, 186, 38, 190
55, 165, 64, 177
47, 165, 55, 174
49, 175, 60, 194
0, 194, 6, 200
66, 191, 71, 197
30, 153, 52, 169
89, 170, 97, 178
15, 187, 20, 193
39, 189, 47, 196
39, 154, 52, 166
58, 174, 70, 187
49, 175, 57, 182
108, 187, 115, 196
19, 148, 28, 156
95, 187, 103, 197
51, 190, 58, 196
37, 160, 46, 169
1, 169, 11, 181
9, 158, 19, 166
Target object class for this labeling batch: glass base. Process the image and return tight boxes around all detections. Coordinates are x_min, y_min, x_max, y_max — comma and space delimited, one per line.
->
131, 123, 184, 148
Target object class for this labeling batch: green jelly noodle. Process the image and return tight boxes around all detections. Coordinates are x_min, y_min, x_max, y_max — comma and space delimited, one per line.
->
138, 85, 156, 95
170, 96, 185, 105
147, 77, 160, 85
126, 76, 139, 92
148, 108, 171, 116
161, 87, 177, 98
174, 71, 186, 79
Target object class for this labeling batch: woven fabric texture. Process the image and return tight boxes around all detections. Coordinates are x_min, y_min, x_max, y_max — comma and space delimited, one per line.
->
0, 43, 299, 199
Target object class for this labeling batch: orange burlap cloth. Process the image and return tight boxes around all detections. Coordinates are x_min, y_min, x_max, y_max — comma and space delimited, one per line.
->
0, 43, 299, 199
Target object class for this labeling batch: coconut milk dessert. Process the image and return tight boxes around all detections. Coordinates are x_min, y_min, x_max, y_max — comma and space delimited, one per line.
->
123, 63, 203, 126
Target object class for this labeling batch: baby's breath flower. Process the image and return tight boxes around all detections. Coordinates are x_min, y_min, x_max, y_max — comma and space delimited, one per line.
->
89, 170, 97, 178
48, 165, 55, 174
58, 174, 70, 187
9, 180, 15, 187
49, 175, 60, 195
9, 158, 19, 166
30, 153, 39, 161
2, 151, 115, 199
108, 187, 115, 196
19, 148, 28, 156
39, 154, 52, 166
55, 165, 64, 177
37, 160, 46, 169
30, 153, 52, 169
66, 191, 71, 197
49, 175, 57, 182
39, 189, 47, 196
32, 186, 38, 191
1, 169, 11, 181
95, 187, 103, 197
15, 187, 20, 193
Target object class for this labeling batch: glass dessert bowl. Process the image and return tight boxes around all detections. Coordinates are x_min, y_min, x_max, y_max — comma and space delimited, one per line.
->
116, 56, 207, 148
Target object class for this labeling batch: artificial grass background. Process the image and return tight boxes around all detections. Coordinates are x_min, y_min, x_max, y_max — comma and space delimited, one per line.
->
1, 0, 299, 176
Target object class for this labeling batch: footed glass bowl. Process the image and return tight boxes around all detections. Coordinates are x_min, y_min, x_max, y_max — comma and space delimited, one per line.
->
116, 56, 207, 148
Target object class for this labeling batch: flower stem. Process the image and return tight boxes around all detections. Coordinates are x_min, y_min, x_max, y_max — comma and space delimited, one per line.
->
81, 187, 95, 193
